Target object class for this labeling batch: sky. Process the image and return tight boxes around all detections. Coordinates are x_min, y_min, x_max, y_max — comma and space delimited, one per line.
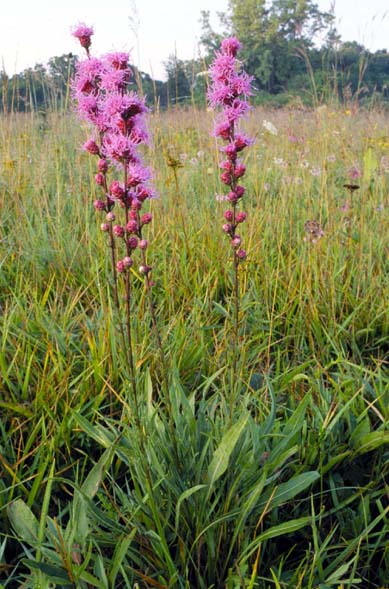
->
1, 0, 389, 80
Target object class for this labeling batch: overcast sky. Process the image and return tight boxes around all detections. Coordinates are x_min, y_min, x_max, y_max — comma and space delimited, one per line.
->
1, 0, 388, 80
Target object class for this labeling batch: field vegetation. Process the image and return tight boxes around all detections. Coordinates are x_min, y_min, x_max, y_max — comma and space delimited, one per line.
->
0, 82, 388, 585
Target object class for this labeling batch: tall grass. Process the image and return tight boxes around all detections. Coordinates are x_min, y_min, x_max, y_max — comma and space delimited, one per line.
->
1, 104, 388, 587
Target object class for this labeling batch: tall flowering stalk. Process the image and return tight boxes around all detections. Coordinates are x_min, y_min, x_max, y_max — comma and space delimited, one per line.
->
71, 24, 167, 424
208, 37, 253, 381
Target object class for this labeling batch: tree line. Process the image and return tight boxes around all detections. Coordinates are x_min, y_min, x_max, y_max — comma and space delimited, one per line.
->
2, 0, 389, 112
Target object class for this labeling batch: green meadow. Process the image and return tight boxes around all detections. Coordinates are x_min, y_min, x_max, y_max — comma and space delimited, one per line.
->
0, 104, 388, 587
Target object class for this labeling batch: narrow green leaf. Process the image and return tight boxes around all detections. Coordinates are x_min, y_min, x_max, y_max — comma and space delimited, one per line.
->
241, 516, 312, 562
259, 471, 320, 510
22, 559, 72, 585
352, 430, 389, 454
109, 529, 137, 586
207, 414, 249, 488
7, 499, 39, 545
175, 484, 207, 532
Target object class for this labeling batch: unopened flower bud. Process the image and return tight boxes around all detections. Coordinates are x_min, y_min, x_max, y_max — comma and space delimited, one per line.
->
113, 224, 125, 237
222, 223, 232, 233
139, 239, 148, 250
126, 220, 138, 233
123, 256, 133, 268
93, 199, 105, 211
83, 139, 99, 155
100, 223, 110, 232
234, 164, 246, 178
141, 213, 152, 225
139, 264, 152, 275
237, 249, 247, 260
227, 191, 238, 203
231, 235, 242, 248
224, 209, 234, 222
97, 158, 108, 172
224, 143, 237, 159
116, 260, 126, 273
220, 160, 233, 172
236, 211, 247, 223
235, 135, 251, 151
95, 173, 104, 185
106, 212, 115, 222
110, 180, 124, 199
138, 187, 151, 201
220, 171, 232, 185
131, 199, 142, 211
235, 185, 245, 198
128, 236, 138, 249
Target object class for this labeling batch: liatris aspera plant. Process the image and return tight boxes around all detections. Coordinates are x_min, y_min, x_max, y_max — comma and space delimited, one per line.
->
208, 37, 253, 382
71, 24, 168, 423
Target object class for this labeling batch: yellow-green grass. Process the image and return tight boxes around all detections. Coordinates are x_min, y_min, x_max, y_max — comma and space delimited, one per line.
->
0, 105, 388, 587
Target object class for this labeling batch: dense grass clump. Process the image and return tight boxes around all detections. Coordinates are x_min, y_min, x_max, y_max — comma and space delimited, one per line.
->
0, 104, 388, 588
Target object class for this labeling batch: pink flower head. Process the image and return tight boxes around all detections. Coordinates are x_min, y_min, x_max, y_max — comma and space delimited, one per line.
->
127, 162, 151, 187
221, 37, 242, 57
224, 99, 249, 122
72, 23, 94, 52
214, 120, 233, 140
100, 68, 131, 92
103, 133, 137, 164
235, 133, 253, 152
105, 52, 131, 71
73, 58, 103, 96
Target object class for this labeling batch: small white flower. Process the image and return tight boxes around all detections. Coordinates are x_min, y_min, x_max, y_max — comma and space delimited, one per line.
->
263, 120, 278, 135
274, 157, 286, 167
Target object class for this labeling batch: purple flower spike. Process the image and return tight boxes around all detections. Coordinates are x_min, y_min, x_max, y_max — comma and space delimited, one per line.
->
208, 36, 253, 263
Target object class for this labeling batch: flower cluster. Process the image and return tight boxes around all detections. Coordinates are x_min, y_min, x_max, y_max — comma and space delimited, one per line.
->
72, 25, 155, 276
208, 37, 253, 261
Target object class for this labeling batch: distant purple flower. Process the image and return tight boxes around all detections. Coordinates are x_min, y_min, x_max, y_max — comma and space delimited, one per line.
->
348, 165, 362, 180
